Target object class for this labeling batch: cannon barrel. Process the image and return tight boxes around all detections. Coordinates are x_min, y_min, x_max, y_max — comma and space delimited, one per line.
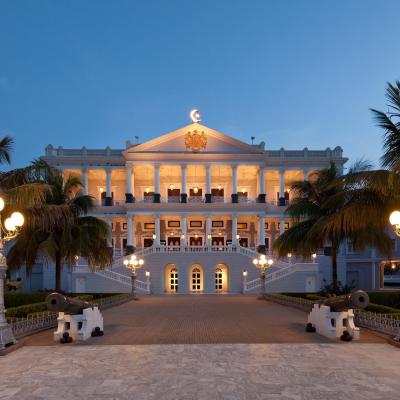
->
322, 290, 369, 312
46, 293, 92, 315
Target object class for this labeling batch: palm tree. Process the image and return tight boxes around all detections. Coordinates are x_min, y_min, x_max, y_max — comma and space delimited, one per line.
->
273, 163, 394, 291
6, 165, 113, 291
371, 80, 400, 171
0, 136, 13, 165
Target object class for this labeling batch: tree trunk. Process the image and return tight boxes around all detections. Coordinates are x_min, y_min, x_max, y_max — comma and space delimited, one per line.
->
331, 246, 338, 292
55, 252, 62, 292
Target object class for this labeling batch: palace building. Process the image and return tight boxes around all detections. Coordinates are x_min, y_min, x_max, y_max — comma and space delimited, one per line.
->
12, 112, 394, 294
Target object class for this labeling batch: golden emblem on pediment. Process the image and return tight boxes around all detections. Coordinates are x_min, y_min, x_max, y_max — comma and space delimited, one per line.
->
184, 130, 207, 152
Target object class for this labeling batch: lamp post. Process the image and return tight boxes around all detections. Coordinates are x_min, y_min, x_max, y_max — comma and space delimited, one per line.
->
253, 254, 273, 300
123, 254, 144, 300
389, 211, 400, 236
0, 197, 25, 349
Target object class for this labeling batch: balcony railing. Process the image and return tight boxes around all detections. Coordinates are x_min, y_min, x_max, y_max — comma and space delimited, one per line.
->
211, 196, 224, 203
167, 196, 180, 203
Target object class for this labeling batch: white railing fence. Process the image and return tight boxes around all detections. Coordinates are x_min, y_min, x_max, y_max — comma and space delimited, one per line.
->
9, 294, 135, 339
264, 293, 400, 339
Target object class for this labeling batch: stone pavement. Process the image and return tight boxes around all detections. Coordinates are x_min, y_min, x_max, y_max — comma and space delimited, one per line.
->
1, 343, 400, 399
23, 295, 385, 345
2, 296, 397, 399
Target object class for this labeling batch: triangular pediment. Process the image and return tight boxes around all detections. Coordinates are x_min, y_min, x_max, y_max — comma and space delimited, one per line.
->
125, 123, 264, 155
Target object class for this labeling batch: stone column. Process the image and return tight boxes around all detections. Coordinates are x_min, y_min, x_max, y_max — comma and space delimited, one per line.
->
154, 215, 161, 245
181, 215, 187, 245
126, 215, 134, 255
258, 166, 266, 203
231, 165, 238, 203
206, 215, 211, 245
105, 167, 113, 206
279, 169, 285, 206
0, 242, 16, 349
280, 217, 285, 235
303, 169, 309, 181
259, 215, 266, 245
181, 164, 187, 203
125, 164, 135, 203
154, 164, 161, 203
205, 164, 212, 203
232, 215, 238, 245
82, 167, 88, 196
107, 217, 113, 248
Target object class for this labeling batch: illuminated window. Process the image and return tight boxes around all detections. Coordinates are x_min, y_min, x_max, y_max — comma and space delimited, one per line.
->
191, 267, 201, 291
215, 268, 223, 291
170, 268, 178, 292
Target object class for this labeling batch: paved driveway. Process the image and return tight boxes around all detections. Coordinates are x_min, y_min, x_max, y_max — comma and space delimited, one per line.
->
24, 295, 384, 345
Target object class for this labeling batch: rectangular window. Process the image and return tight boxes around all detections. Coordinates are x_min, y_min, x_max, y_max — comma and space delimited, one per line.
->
168, 221, 180, 228
144, 222, 155, 230
212, 220, 224, 228
237, 222, 248, 230
190, 220, 202, 228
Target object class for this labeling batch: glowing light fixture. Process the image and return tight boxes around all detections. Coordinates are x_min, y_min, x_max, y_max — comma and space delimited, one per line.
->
4, 218, 15, 232
145, 187, 150, 194
392, 263, 396, 270
193, 186, 199, 194
152, 234, 156, 240
218, 184, 222, 191
0, 197, 4, 212
241, 188, 246, 194
169, 184, 174, 190
11, 212, 24, 227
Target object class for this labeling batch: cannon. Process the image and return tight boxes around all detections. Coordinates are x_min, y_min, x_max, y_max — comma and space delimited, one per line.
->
320, 290, 370, 312
307, 290, 370, 341
46, 293, 104, 342
46, 293, 92, 315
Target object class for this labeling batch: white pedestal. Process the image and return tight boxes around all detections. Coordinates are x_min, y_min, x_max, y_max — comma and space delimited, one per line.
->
54, 307, 103, 342
308, 304, 360, 340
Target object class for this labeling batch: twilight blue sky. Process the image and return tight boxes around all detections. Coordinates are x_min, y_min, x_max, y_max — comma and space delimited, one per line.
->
1, 0, 400, 169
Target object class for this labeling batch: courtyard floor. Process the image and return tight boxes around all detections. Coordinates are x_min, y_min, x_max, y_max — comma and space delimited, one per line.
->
1, 296, 399, 400
22, 295, 385, 345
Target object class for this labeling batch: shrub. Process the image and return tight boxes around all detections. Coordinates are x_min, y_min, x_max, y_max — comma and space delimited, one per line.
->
366, 291, 400, 309
365, 303, 400, 314
6, 302, 47, 318
5, 292, 50, 308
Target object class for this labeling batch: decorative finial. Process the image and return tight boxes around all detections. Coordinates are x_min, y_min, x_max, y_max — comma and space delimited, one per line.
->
189, 109, 201, 123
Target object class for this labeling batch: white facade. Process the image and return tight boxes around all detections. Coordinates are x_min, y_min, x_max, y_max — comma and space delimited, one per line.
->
38, 117, 354, 294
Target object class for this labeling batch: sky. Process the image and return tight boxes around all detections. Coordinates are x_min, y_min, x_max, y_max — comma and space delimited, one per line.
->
1, 0, 400, 170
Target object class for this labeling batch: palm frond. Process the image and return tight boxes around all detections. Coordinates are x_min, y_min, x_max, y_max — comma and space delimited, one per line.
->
0, 136, 13, 164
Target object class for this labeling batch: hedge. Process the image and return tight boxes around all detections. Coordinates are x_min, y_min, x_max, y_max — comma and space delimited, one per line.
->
5, 292, 123, 309
5, 294, 99, 319
5, 292, 51, 308
366, 291, 400, 309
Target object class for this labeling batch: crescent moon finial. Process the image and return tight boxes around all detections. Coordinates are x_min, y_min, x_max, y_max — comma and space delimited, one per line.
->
189, 109, 201, 123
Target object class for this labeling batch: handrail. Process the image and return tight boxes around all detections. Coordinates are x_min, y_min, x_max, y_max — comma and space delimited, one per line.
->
243, 263, 318, 292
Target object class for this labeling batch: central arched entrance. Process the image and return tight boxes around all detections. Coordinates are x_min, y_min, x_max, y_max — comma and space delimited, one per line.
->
190, 264, 203, 292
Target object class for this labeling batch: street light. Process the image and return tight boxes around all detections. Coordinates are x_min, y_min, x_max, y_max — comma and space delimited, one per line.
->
253, 254, 273, 299
389, 211, 400, 236
123, 254, 144, 300
0, 198, 25, 349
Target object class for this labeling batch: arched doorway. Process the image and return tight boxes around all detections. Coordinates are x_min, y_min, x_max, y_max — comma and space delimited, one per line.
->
165, 264, 179, 293
190, 264, 203, 292
215, 264, 228, 292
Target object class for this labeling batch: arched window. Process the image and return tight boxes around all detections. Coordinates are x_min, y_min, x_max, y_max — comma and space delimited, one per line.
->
169, 268, 178, 292
191, 267, 201, 291
215, 268, 223, 291
215, 268, 224, 291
